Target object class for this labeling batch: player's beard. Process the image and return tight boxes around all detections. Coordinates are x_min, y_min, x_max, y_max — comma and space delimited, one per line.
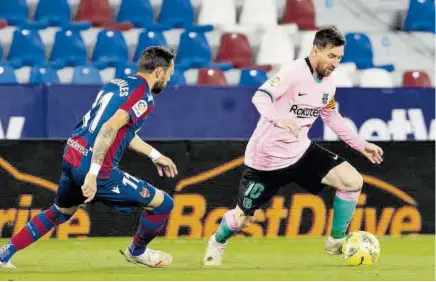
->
317, 67, 333, 78
151, 80, 167, 95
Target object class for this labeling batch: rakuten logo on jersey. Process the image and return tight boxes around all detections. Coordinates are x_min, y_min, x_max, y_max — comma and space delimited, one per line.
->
290, 105, 321, 119
324, 108, 435, 141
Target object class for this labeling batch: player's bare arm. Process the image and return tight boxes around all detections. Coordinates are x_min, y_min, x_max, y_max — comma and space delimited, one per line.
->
128, 135, 178, 178
81, 109, 130, 203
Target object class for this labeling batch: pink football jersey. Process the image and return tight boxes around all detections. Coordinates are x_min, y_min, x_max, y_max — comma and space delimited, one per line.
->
245, 58, 366, 171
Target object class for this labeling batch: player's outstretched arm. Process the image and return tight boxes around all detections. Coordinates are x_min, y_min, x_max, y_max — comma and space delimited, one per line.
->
129, 135, 178, 178
320, 106, 383, 164
81, 110, 130, 203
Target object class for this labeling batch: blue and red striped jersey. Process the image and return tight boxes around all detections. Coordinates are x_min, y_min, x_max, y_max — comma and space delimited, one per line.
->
63, 75, 154, 178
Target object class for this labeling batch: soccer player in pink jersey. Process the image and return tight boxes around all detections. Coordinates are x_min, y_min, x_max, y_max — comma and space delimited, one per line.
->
204, 26, 384, 266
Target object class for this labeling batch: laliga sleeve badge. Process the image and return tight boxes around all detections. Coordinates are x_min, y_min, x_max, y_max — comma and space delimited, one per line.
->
140, 187, 150, 198
132, 100, 148, 117
268, 76, 280, 87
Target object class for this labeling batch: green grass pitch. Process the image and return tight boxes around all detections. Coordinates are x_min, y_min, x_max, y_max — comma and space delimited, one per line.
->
0, 236, 434, 281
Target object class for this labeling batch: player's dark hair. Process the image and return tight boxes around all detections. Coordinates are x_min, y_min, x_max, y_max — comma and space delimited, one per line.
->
137, 46, 176, 73
313, 26, 346, 49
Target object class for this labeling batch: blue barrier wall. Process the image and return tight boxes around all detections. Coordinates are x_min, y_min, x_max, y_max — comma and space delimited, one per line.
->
0, 85, 434, 140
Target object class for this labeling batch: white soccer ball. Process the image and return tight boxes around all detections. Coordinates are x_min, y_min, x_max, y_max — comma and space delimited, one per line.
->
342, 231, 381, 266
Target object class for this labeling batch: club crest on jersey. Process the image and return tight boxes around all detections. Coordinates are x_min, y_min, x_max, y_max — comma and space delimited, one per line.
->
140, 187, 150, 198
322, 93, 329, 105
132, 100, 147, 117
268, 76, 280, 87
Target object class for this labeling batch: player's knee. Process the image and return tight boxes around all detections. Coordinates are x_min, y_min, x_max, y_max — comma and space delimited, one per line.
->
150, 191, 174, 215
55, 204, 78, 215
52, 205, 76, 222
338, 171, 363, 192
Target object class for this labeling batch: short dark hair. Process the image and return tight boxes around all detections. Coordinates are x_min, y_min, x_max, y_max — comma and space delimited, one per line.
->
137, 46, 176, 73
313, 26, 346, 49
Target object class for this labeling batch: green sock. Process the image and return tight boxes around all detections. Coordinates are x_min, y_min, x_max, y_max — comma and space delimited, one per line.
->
215, 212, 239, 243
331, 195, 357, 239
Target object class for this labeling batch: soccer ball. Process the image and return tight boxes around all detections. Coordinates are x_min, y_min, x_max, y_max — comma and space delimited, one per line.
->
342, 231, 380, 266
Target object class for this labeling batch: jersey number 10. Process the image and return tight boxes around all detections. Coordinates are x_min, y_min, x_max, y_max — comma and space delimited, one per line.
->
82, 91, 114, 133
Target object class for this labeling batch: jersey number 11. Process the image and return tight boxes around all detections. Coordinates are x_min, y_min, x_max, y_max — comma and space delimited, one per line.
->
82, 90, 114, 133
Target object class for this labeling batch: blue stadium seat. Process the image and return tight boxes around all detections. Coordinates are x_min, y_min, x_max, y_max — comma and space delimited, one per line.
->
116, 0, 154, 28
72, 66, 102, 84
0, 0, 28, 25
115, 63, 137, 78
8, 29, 46, 68
133, 31, 168, 62
159, 0, 195, 28
168, 68, 187, 86
239, 69, 268, 87
29, 66, 60, 84
0, 65, 17, 84
403, 0, 435, 33
176, 30, 232, 70
34, 0, 71, 26
92, 30, 129, 68
50, 29, 87, 68
342, 33, 394, 72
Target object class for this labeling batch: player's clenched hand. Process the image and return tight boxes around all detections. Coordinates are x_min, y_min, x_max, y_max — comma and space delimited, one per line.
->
276, 119, 301, 137
82, 173, 97, 203
154, 155, 178, 178
361, 143, 384, 164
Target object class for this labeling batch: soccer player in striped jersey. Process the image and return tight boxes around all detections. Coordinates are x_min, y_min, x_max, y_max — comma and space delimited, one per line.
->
0, 47, 178, 269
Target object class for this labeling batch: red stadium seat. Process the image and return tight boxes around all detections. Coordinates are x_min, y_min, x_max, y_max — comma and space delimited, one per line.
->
217, 33, 273, 72
75, 0, 132, 30
217, 33, 252, 68
282, 0, 317, 30
197, 68, 228, 85
403, 71, 432, 87
0, 20, 7, 29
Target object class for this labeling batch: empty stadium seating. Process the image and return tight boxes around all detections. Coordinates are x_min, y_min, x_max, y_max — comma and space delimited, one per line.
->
257, 30, 295, 66
343, 33, 394, 71
197, 68, 228, 85
360, 68, 394, 87
403, 71, 432, 87
29, 66, 60, 84
71, 65, 102, 84
75, 0, 133, 30
0, 0, 28, 26
134, 31, 168, 62
116, 0, 155, 28
282, 0, 317, 30
0, 65, 17, 84
168, 68, 188, 86
91, 30, 129, 68
198, 0, 237, 27
216, 33, 253, 69
115, 63, 137, 78
403, 0, 435, 33
240, 0, 279, 29
50, 29, 87, 67
8, 29, 45, 68
176, 29, 232, 70
0, 0, 432, 87
239, 69, 268, 87
159, 0, 195, 28
34, 0, 71, 27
